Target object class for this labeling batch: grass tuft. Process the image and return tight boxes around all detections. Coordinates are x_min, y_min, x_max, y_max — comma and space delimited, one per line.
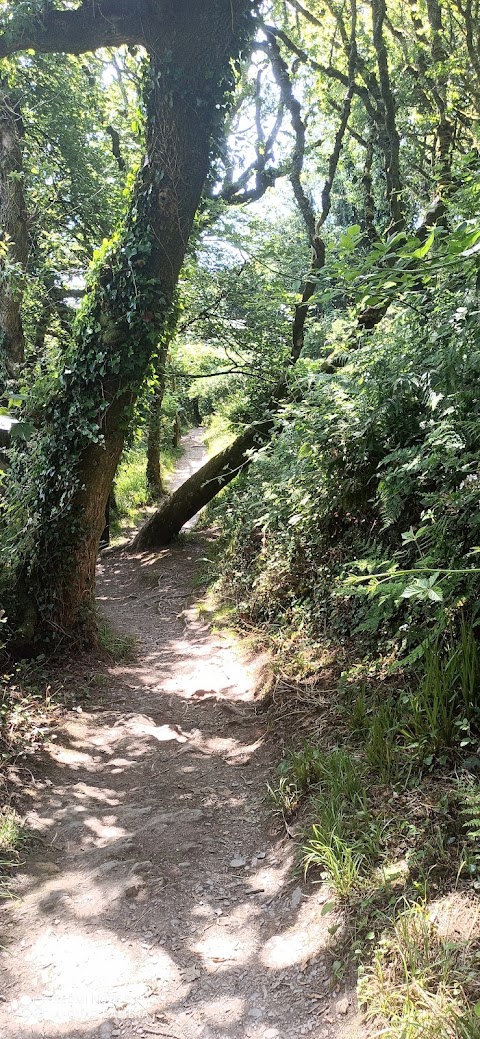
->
97, 620, 136, 661
358, 901, 480, 1038
0, 807, 28, 897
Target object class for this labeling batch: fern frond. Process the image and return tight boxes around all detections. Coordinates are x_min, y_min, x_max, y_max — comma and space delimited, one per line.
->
459, 782, 480, 845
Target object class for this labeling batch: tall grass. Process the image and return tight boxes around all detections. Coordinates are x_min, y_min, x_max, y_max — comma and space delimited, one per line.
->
113, 440, 182, 531
403, 621, 480, 757
0, 807, 27, 897
358, 902, 480, 1038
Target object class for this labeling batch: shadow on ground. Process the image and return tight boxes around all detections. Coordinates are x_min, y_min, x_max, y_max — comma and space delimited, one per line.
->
0, 441, 361, 1039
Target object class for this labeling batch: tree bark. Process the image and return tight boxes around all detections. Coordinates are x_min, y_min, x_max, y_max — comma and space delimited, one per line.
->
370, 0, 404, 234
0, 87, 28, 379
1, 0, 252, 643
146, 344, 168, 499
130, 417, 274, 550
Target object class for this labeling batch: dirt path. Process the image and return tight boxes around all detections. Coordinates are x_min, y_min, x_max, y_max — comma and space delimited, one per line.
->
0, 430, 361, 1039
169, 427, 208, 497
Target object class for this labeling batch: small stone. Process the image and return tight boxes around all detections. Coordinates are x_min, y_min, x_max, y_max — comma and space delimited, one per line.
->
337, 996, 349, 1015
248, 1008, 263, 1019
124, 881, 143, 899
229, 855, 246, 868
182, 967, 201, 983
36, 861, 60, 875
290, 886, 302, 910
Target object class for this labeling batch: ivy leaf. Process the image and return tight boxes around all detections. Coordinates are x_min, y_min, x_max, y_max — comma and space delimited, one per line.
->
10, 421, 35, 442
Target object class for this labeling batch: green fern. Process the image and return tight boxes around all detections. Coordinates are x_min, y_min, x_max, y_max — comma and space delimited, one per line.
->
461, 783, 480, 845
377, 477, 406, 527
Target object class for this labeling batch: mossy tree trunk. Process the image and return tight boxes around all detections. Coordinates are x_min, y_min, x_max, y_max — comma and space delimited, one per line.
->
0, 85, 28, 379
0, 0, 252, 643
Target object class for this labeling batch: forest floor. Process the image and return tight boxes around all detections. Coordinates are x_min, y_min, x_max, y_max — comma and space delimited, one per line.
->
0, 428, 363, 1039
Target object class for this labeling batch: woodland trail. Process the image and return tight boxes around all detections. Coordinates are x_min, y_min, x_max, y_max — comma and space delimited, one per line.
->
0, 429, 361, 1039
168, 426, 209, 502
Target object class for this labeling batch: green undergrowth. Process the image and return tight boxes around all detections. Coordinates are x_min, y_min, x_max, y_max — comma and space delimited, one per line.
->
198, 283, 480, 1035
112, 439, 182, 536
203, 413, 235, 457
196, 568, 480, 1036
264, 632, 480, 1036
0, 806, 29, 897
204, 293, 480, 666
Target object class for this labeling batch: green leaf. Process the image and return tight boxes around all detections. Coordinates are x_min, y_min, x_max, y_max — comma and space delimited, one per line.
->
401, 583, 421, 599
10, 421, 35, 442
320, 901, 336, 916
412, 230, 435, 258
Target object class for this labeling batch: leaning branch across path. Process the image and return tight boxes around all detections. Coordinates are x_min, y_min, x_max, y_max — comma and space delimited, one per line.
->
129, 417, 274, 551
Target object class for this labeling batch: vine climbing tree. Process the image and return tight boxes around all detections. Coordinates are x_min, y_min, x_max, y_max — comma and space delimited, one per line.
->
0, 0, 254, 644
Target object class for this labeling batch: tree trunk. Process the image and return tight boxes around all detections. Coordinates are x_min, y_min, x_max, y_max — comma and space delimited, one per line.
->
146, 343, 168, 500
1, 1, 252, 644
172, 409, 182, 448
130, 417, 274, 550
146, 392, 165, 499
0, 87, 28, 379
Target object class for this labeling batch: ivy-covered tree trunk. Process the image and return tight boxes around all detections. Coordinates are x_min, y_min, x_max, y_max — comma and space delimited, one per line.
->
0, 0, 252, 644
0, 86, 28, 379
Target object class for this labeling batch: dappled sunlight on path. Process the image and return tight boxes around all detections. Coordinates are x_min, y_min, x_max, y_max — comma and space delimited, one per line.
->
0, 430, 361, 1039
